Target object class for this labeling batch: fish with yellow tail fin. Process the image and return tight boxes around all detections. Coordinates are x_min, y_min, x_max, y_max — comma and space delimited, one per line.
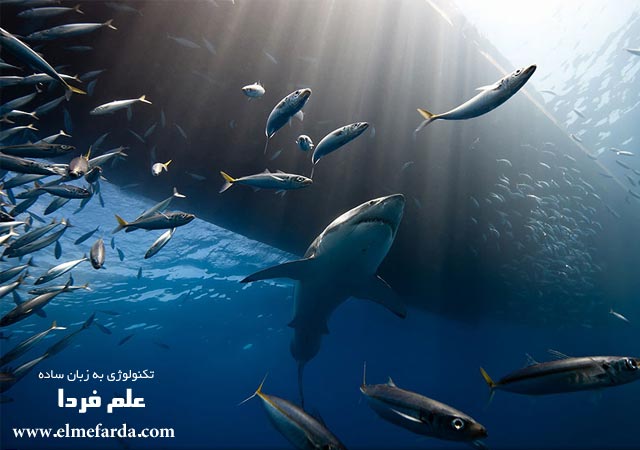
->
0, 27, 85, 100
151, 159, 172, 176
113, 211, 194, 234
480, 352, 640, 398
240, 374, 347, 450
219, 170, 311, 193
415, 65, 536, 134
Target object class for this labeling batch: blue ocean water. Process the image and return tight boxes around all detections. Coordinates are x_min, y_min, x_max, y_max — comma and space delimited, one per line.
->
2, 0, 640, 449
1, 181, 639, 450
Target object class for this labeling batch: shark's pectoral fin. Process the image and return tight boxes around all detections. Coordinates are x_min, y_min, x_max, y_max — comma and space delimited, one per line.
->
241, 258, 317, 283
351, 275, 407, 318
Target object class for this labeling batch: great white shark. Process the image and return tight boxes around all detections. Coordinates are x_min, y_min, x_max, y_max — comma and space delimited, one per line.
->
242, 194, 407, 406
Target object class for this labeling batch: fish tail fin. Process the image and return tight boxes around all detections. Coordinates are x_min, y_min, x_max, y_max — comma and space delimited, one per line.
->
172, 187, 186, 198
51, 320, 67, 331
480, 367, 496, 389
163, 159, 172, 169
298, 363, 305, 408
309, 164, 316, 179
74, 4, 84, 14
105, 19, 117, 30
64, 82, 87, 100
27, 124, 38, 131
219, 171, 235, 193
29, 112, 39, 120
414, 108, 437, 134
239, 373, 268, 406
480, 367, 496, 407
26, 256, 37, 267
263, 138, 269, 154
138, 95, 152, 105
113, 215, 128, 233
85, 146, 92, 159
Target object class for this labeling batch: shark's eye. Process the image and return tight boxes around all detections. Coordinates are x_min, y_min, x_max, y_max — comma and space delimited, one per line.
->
451, 418, 465, 430
625, 358, 637, 370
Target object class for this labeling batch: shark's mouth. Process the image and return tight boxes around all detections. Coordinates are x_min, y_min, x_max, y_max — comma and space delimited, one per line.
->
355, 217, 397, 231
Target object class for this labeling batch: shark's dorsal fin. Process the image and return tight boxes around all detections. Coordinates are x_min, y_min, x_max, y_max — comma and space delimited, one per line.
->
350, 275, 407, 318
547, 349, 571, 360
387, 377, 397, 387
241, 258, 317, 283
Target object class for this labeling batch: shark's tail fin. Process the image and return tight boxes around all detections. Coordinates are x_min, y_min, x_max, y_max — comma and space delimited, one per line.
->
239, 373, 268, 406
298, 363, 305, 408
414, 108, 437, 135
479, 367, 496, 407
219, 171, 235, 193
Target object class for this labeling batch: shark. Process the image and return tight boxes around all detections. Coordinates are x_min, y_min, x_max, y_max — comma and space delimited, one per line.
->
241, 194, 407, 406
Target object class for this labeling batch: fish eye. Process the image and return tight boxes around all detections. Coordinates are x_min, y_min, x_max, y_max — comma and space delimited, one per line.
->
451, 418, 465, 430
515, 69, 522, 76
295, 177, 304, 182
625, 358, 638, 370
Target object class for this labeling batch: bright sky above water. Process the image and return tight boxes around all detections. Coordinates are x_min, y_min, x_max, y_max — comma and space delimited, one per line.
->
452, 0, 640, 91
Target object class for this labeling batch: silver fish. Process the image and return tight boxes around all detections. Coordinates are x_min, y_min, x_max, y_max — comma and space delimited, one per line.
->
264, 89, 311, 153
35, 255, 88, 285
361, 367, 487, 447
415, 65, 536, 133
26, 20, 117, 41
481, 353, 640, 397
312, 122, 369, 165
90, 95, 151, 115
144, 228, 175, 259
89, 238, 105, 269
219, 169, 312, 193
240, 376, 346, 450
0, 27, 85, 98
